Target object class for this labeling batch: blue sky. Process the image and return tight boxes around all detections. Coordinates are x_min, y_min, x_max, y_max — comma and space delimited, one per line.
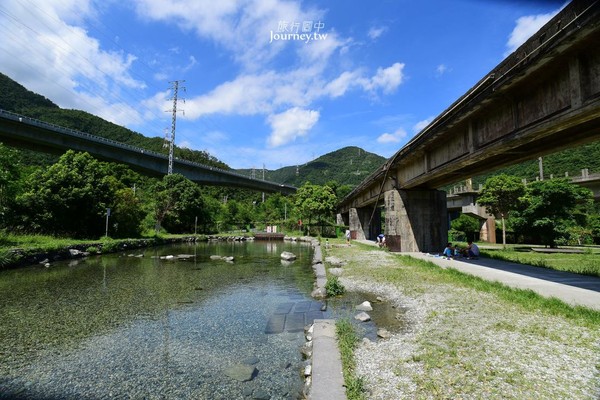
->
0, 0, 565, 169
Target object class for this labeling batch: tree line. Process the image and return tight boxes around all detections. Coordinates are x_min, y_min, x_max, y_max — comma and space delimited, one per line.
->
0, 144, 346, 239
451, 174, 600, 247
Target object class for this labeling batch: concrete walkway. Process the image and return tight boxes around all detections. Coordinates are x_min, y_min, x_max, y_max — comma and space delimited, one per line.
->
356, 240, 600, 310
407, 252, 600, 310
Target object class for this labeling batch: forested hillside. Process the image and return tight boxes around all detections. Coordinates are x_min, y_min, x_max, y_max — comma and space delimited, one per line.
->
237, 146, 386, 187
0, 72, 227, 169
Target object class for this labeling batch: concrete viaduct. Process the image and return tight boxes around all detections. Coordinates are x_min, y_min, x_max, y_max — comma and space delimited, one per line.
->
0, 109, 296, 195
337, 0, 600, 253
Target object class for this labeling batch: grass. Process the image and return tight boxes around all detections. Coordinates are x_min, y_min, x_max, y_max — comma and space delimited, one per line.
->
478, 246, 600, 277
335, 319, 367, 400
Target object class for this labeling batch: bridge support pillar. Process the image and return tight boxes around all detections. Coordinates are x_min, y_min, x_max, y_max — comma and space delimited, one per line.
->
384, 189, 448, 253
348, 206, 379, 241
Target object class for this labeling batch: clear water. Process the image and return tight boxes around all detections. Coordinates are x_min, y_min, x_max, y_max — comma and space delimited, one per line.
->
0, 241, 319, 400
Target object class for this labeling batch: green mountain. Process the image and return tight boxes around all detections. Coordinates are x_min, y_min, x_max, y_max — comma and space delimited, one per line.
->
0, 72, 227, 169
236, 146, 387, 187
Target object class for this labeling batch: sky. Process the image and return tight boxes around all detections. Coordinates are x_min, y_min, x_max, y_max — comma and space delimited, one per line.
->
0, 0, 567, 170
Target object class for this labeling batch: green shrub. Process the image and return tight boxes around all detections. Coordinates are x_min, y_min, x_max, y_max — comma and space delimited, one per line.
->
325, 275, 345, 297
86, 246, 99, 254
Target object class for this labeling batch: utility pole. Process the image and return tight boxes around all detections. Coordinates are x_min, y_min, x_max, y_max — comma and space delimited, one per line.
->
166, 80, 185, 175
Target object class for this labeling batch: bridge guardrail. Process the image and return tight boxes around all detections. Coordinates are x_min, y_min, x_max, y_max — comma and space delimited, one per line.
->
0, 109, 293, 189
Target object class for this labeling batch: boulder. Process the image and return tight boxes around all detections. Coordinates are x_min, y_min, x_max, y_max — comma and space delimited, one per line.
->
354, 312, 371, 322
355, 301, 373, 311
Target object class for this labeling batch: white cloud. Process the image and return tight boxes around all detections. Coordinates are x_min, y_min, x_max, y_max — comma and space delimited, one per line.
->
360, 62, 405, 94
435, 64, 448, 77
377, 128, 407, 144
0, 0, 147, 127
267, 107, 320, 147
505, 8, 561, 55
135, 0, 323, 71
368, 26, 387, 40
414, 117, 434, 133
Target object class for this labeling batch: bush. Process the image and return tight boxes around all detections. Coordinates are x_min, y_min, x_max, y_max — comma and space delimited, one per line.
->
325, 275, 345, 297
86, 246, 99, 254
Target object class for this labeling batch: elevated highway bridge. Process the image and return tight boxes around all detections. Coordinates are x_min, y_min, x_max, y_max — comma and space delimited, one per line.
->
338, 0, 600, 252
0, 109, 296, 195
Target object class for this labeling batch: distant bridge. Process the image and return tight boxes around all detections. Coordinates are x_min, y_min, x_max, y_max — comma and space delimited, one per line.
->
338, 0, 600, 252
0, 109, 296, 195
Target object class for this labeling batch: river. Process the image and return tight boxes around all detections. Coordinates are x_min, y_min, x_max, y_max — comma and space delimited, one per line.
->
0, 240, 320, 399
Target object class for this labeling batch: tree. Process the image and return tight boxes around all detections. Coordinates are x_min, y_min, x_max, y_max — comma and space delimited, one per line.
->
294, 182, 337, 233
450, 214, 481, 241
513, 178, 593, 247
477, 174, 526, 247
0, 143, 22, 227
16, 151, 127, 238
153, 174, 213, 234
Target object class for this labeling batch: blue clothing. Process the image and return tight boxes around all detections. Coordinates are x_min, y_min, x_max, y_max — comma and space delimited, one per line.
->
443, 247, 453, 257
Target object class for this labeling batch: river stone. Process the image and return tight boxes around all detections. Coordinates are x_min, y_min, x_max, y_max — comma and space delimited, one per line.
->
243, 356, 260, 365
280, 251, 297, 261
252, 389, 271, 399
377, 328, 392, 339
355, 301, 373, 311
224, 364, 257, 382
354, 311, 371, 322
325, 256, 346, 267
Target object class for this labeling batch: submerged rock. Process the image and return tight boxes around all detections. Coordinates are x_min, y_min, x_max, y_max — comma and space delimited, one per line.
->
224, 364, 258, 382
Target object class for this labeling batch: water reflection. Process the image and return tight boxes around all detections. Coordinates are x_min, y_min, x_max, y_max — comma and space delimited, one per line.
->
0, 241, 314, 400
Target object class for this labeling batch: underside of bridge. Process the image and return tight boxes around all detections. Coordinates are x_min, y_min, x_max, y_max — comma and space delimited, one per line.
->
338, 0, 600, 253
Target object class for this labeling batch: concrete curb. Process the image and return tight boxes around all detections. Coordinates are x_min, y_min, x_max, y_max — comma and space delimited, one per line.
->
296, 237, 346, 399
309, 319, 346, 400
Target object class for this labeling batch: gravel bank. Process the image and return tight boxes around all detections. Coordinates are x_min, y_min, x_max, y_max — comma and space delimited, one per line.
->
326, 245, 600, 399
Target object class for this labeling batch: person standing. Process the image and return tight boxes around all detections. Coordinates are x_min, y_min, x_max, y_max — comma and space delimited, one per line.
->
345, 229, 351, 245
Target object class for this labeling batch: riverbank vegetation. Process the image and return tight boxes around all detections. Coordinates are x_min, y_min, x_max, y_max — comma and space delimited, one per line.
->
324, 240, 600, 399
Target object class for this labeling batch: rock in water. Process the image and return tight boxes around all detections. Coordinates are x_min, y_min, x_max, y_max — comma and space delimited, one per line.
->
354, 311, 371, 322
355, 301, 373, 311
224, 364, 258, 382
280, 251, 297, 261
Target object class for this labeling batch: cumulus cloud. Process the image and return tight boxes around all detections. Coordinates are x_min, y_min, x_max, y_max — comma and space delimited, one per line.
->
267, 108, 320, 147
0, 0, 146, 126
377, 128, 407, 144
360, 62, 405, 94
505, 9, 560, 56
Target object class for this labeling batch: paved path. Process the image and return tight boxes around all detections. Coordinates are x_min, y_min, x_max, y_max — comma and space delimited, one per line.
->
356, 240, 600, 311
407, 251, 600, 311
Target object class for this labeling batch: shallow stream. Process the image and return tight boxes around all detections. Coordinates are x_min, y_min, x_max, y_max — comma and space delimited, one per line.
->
0, 240, 404, 399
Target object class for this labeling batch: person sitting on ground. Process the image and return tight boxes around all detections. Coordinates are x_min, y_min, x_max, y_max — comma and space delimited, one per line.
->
376, 233, 386, 247
443, 243, 454, 259
466, 241, 480, 259
454, 245, 463, 258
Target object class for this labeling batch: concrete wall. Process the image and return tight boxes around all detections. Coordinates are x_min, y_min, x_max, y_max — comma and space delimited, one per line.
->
385, 189, 448, 253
